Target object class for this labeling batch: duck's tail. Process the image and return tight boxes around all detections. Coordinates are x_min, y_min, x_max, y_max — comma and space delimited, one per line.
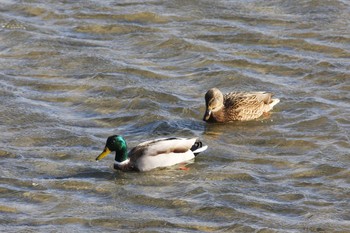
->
191, 140, 208, 156
269, 98, 280, 109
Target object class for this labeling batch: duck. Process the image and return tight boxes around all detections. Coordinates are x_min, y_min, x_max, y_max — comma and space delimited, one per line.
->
203, 88, 280, 123
96, 135, 208, 172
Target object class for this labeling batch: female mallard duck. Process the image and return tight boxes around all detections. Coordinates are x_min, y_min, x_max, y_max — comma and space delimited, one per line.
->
96, 135, 208, 172
203, 88, 280, 123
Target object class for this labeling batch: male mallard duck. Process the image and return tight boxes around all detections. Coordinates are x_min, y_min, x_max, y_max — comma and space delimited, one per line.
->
203, 88, 280, 122
96, 135, 208, 172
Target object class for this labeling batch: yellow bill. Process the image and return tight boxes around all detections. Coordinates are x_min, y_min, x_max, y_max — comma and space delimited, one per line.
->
96, 147, 111, 161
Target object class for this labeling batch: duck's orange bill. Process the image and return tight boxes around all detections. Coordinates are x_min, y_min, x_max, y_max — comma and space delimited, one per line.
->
96, 147, 111, 161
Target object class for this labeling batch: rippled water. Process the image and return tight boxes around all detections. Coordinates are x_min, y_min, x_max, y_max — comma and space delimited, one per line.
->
1, 0, 349, 232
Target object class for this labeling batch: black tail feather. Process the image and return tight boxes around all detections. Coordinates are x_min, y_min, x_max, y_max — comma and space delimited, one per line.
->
190, 140, 204, 156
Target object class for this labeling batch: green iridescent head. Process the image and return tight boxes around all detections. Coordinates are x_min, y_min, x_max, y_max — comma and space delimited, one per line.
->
96, 135, 128, 162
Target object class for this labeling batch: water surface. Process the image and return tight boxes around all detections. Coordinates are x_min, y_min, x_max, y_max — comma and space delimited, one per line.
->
1, 0, 349, 232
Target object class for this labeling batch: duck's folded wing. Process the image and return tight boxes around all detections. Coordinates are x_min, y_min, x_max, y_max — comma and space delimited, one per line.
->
130, 137, 197, 158
225, 92, 272, 107
249, 92, 272, 104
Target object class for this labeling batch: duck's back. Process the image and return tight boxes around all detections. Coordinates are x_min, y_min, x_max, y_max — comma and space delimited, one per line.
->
223, 92, 278, 121
129, 138, 198, 171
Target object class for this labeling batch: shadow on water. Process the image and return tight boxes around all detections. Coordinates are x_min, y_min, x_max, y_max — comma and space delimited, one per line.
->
40, 168, 116, 180
125, 119, 206, 138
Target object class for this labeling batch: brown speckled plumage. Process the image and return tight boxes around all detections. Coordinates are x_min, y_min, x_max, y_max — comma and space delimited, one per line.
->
203, 88, 280, 123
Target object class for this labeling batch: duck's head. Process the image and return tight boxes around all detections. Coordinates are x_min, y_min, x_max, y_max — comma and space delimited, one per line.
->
96, 135, 128, 162
203, 88, 224, 121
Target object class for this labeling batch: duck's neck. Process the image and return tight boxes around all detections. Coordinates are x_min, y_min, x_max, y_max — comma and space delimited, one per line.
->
114, 157, 139, 171
114, 158, 136, 171
114, 146, 128, 163
211, 108, 226, 123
